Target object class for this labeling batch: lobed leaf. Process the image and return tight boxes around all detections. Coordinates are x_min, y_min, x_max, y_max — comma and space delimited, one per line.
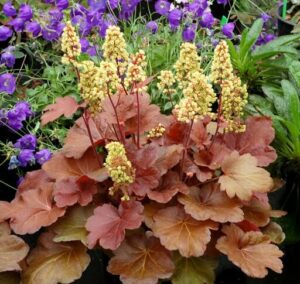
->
86, 200, 143, 250
216, 224, 283, 278
151, 206, 218, 257
108, 233, 175, 284
0, 222, 29, 272
22, 232, 90, 284
219, 151, 273, 201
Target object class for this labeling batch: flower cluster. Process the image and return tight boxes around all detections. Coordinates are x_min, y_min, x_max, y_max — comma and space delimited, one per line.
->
8, 134, 52, 169
174, 42, 202, 88
175, 71, 216, 122
124, 50, 147, 91
147, 123, 166, 138
61, 22, 81, 65
103, 25, 129, 75
210, 40, 234, 84
211, 40, 248, 132
104, 141, 135, 199
0, 101, 32, 130
157, 70, 176, 95
77, 60, 120, 113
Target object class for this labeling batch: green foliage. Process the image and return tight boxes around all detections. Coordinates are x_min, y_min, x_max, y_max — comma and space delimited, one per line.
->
246, 60, 300, 161
228, 19, 300, 89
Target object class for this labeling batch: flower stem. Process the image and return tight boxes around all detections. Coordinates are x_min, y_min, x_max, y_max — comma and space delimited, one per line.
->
82, 111, 102, 168
209, 94, 222, 151
107, 84, 126, 145
135, 86, 141, 149
180, 119, 194, 180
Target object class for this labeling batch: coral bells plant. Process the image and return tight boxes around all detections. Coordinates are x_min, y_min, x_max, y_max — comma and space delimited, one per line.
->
0, 23, 286, 284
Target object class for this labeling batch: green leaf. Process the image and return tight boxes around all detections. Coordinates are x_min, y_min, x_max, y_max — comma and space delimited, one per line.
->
171, 254, 217, 284
252, 34, 300, 60
247, 95, 274, 116
289, 61, 300, 90
240, 19, 263, 59
12, 51, 25, 59
281, 79, 300, 126
51, 205, 94, 245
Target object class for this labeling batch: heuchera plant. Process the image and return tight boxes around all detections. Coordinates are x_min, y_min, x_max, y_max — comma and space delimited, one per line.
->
0, 23, 286, 284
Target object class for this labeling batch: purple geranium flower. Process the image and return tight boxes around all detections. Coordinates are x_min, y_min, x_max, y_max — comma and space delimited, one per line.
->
56, 0, 69, 10
14, 101, 33, 119
0, 26, 13, 41
80, 38, 90, 52
3, 1, 17, 17
35, 149, 52, 165
261, 13, 271, 23
9, 18, 25, 32
14, 134, 37, 150
88, 0, 107, 12
49, 8, 64, 24
217, 0, 229, 5
25, 21, 41, 37
18, 4, 33, 21
0, 73, 16, 95
146, 21, 158, 34
107, 0, 119, 9
182, 24, 196, 42
42, 22, 65, 41
1, 47, 15, 68
18, 149, 35, 167
155, 0, 171, 16
168, 8, 182, 29
200, 9, 214, 28
222, 22, 235, 39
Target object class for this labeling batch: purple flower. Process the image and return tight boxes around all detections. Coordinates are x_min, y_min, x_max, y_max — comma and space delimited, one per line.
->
42, 22, 65, 41
217, 0, 229, 5
56, 0, 69, 10
49, 9, 64, 24
186, 0, 208, 17
88, 0, 106, 12
3, 2, 17, 17
200, 10, 214, 28
80, 38, 90, 52
265, 33, 276, 43
261, 13, 271, 23
35, 149, 52, 165
222, 22, 235, 39
0, 26, 13, 41
8, 156, 20, 170
25, 21, 41, 37
0, 48, 15, 68
14, 101, 33, 119
9, 18, 25, 32
211, 38, 219, 47
6, 101, 32, 130
168, 8, 182, 29
18, 4, 33, 21
107, 0, 119, 9
182, 24, 196, 42
155, 0, 171, 16
0, 73, 16, 95
18, 149, 35, 167
146, 21, 158, 34
87, 46, 97, 56
14, 134, 37, 150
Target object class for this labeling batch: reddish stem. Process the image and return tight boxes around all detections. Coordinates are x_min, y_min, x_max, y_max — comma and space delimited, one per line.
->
107, 85, 126, 145
135, 86, 141, 149
208, 94, 222, 151
82, 111, 102, 168
179, 119, 194, 180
